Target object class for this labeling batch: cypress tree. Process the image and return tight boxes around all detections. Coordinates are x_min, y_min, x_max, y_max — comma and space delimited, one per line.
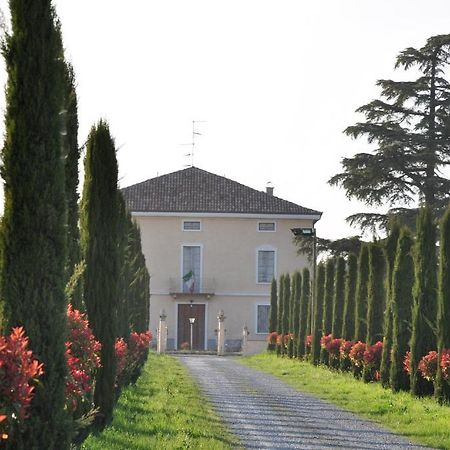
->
363, 242, 386, 381
276, 274, 285, 356
380, 223, 401, 387
63, 62, 82, 309
341, 253, 357, 371
390, 227, 414, 392
0, 2, 70, 447
268, 278, 277, 351
81, 121, 120, 427
298, 268, 310, 358
410, 208, 437, 396
332, 257, 346, 337
354, 244, 370, 342
342, 253, 357, 340
281, 274, 291, 356
311, 263, 325, 365
320, 259, 335, 364
436, 206, 450, 402
288, 272, 295, 358
292, 271, 302, 357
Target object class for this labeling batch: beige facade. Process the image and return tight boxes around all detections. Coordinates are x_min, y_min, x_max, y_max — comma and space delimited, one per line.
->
134, 212, 317, 352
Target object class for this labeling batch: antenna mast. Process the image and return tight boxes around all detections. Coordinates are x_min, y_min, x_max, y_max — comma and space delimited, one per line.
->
189, 120, 206, 167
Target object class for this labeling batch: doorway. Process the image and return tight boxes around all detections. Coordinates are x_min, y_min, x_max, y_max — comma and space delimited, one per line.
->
177, 303, 205, 350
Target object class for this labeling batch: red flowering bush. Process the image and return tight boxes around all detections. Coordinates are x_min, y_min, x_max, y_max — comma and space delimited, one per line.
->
339, 340, 354, 361
327, 338, 343, 360
305, 335, 313, 348
320, 334, 333, 350
349, 341, 366, 368
65, 305, 101, 412
283, 333, 294, 347
0, 327, 44, 441
267, 332, 278, 345
363, 341, 383, 370
115, 337, 128, 385
403, 351, 411, 376
441, 349, 450, 381
276, 334, 284, 346
418, 351, 438, 382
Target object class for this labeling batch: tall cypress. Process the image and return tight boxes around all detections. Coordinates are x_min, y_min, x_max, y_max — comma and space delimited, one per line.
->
436, 206, 450, 402
63, 62, 82, 309
81, 121, 120, 427
363, 243, 385, 381
366, 243, 386, 345
276, 274, 285, 356
390, 227, 414, 392
342, 253, 357, 340
320, 259, 335, 364
341, 253, 357, 371
380, 223, 401, 387
0, 2, 70, 447
332, 257, 346, 337
288, 272, 295, 358
311, 263, 325, 365
298, 268, 310, 358
292, 271, 302, 357
354, 244, 370, 342
268, 278, 277, 350
410, 208, 437, 396
281, 274, 291, 356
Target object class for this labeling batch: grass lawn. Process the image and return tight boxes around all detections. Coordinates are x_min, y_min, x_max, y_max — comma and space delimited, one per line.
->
240, 352, 450, 450
81, 352, 239, 450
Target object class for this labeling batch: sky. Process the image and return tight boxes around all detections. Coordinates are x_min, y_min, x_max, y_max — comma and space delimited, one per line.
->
0, 1, 449, 240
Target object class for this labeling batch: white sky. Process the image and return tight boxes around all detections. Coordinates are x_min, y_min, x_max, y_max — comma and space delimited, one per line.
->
0, 1, 449, 240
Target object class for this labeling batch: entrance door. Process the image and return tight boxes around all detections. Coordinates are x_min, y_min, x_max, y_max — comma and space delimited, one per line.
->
177, 304, 205, 350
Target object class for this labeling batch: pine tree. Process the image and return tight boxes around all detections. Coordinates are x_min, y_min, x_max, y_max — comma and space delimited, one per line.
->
268, 278, 277, 351
291, 272, 301, 357
81, 121, 120, 427
332, 257, 346, 337
288, 272, 295, 358
341, 253, 357, 371
354, 244, 370, 342
281, 274, 291, 356
410, 208, 438, 396
311, 263, 325, 365
342, 253, 357, 340
0, 2, 70, 447
297, 268, 310, 358
435, 206, 450, 401
390, 227, 414, 392
276, 274, 285, 356
380, 223, 401, 387
320, 259, 335, 364
330, 34, 450, 232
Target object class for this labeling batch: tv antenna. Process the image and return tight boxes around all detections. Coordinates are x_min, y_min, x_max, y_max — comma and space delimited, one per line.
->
181, 120, 206, 167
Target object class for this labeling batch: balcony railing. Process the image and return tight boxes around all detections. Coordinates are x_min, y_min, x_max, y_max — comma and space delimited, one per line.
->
169, 277, 216, 297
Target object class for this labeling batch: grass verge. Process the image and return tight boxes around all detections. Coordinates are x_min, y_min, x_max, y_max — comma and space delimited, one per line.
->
240, 352, 450, 450
81, 352, 239, 450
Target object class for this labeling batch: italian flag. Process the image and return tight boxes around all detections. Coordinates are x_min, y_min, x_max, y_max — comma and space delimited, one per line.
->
183, 270, 195, 293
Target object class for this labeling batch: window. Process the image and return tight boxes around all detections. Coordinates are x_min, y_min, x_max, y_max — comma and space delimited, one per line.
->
257, 305, 270, 333
183, 220, 201, 231
182, 245, 201, 293
258, 222, 276, 232
257, 249, 275, 283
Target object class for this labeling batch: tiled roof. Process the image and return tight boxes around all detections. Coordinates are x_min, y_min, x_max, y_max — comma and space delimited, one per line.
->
121, 167, 321, 216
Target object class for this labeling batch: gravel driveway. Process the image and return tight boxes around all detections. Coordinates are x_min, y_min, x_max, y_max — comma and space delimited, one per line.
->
177, 355, 430, 450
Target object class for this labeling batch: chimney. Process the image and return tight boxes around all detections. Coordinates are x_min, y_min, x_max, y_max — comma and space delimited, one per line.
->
266, 183, 274, 196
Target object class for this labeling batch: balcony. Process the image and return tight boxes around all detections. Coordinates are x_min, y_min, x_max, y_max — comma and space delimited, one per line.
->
169, 277, 216, 298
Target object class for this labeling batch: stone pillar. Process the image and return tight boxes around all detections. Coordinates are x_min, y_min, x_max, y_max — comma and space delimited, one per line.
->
242, 324, 249, 354
217, 310, 226, 356
157, 309, 168, 354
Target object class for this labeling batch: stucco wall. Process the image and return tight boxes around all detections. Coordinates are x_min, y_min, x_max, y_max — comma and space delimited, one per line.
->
135, 214, 314, 350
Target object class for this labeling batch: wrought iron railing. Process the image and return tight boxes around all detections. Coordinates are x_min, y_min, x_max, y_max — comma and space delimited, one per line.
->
169, 277, 216, 296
